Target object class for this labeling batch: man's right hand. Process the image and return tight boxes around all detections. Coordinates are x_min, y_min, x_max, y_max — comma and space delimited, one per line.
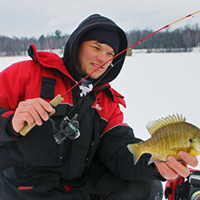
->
12, 98, 55, 133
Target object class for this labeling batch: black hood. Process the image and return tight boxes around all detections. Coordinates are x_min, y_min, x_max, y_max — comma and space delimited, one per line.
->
62, 14, 127, 85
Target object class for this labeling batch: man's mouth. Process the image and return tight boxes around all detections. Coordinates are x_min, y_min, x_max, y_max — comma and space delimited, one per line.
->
92, 63, 100, 68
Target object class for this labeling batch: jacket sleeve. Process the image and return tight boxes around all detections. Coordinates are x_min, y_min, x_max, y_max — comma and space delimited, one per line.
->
0, 62, 28, 142
97, 105, 164, 181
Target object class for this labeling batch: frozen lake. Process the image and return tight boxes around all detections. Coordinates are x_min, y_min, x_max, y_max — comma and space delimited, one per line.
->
0, 50, 200, 199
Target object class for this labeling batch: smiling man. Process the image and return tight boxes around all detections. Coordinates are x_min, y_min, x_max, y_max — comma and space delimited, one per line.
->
0, 14, 198, 200
77, 40, 114, 79
76, 28, 118, 80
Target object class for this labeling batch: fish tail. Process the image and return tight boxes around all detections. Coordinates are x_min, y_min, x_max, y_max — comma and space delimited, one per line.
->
127, 143, 143, 164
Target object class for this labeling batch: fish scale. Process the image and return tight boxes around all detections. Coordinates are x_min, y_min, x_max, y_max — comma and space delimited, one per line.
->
128, 114, 200, 164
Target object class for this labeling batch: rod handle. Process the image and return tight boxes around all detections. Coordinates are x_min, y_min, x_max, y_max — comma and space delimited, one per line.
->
19, 94, 64, 136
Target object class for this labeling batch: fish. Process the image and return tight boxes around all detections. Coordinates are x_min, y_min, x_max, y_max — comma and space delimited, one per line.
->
127, 114, 200, 164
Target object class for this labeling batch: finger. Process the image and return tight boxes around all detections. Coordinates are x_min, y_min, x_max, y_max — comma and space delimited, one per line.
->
19, 104, 43, 126
12, 106, 38, 133
154, 161, 179, 180
16, 102, 40, 124
178, 151, 198, 168
36, 99, 56, 117
21, 111, 36, 126
154, 162, 168, 179
30, 100, 49, 121
35, 98, 55, 114
166, 156, 190, 178
26, 99, 55, 122
18, 100, 46, 126
13, 98, 55, 133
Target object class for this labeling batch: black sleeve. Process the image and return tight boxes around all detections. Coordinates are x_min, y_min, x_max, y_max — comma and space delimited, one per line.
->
0, 108, 21, 142
97, 125, 165, 181
6, 118, 21, 137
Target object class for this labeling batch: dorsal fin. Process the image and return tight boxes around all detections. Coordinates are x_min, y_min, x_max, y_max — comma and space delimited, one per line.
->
146, 114, 186, 135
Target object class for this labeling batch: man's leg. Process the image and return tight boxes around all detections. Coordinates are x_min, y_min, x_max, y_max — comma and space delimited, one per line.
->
90, 180, 163, 200
86, 158, 163, 200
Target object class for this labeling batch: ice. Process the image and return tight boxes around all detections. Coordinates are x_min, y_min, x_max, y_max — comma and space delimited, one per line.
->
0, 50, 200, 199
112, 52, 200, 170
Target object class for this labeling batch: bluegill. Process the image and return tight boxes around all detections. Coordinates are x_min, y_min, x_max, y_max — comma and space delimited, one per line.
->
127, 114, 200, 164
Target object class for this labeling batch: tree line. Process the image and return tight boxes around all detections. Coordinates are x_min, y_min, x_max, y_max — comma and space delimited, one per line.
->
0, 30, 70, 56
0, 23, 200, 56
126, 23, 200, 53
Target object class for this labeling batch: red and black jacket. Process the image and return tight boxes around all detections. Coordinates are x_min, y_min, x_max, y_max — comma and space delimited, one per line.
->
0, 44, 158, 182
0, 14, 162, 199
0, 44, 155, 178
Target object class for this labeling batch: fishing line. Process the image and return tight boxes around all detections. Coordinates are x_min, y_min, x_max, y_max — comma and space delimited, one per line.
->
19, 10, 200, 136
66, 62, 118, 117
61, 10, 200, 99
52, 64, 120, 144
63, 53, 126, 117
66, 10, 200, 115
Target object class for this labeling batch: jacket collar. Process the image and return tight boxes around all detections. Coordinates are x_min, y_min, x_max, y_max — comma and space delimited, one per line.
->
28, 44, 77, 83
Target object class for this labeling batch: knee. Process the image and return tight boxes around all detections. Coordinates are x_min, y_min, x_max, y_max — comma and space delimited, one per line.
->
115, 180, 163, 200
144, 180, 163, 200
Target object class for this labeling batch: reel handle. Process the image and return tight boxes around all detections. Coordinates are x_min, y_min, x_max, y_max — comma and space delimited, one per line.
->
19, 94, 64, 136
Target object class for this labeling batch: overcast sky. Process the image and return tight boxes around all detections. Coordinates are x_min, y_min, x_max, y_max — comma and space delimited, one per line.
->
0, 0, 200, 38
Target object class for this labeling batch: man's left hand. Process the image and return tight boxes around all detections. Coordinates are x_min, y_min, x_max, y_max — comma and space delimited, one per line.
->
154, 151, 199, 180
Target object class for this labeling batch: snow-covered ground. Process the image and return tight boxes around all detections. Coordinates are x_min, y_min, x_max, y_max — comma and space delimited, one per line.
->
0, 51, 200, 199
112, 51, 200, 199
112, 51, 200, 170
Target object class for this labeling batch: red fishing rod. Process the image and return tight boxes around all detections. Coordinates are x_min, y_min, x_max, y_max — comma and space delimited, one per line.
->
20, 10, 200, 136
62, 10, 200, 97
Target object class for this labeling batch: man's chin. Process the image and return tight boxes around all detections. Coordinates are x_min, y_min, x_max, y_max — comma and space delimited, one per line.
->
86, 76, 95, 81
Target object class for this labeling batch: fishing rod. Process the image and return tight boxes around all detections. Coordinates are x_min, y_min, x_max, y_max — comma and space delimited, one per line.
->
61, 10, 200, 97
20, 10, 200, 136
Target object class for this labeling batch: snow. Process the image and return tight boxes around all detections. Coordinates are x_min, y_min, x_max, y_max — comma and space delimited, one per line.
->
112, 51, 200, 199
112, 51, 200, 170
0, 56, 31, 68
0, 51, 200, 199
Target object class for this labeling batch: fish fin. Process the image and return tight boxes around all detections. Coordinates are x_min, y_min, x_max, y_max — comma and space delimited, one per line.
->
148, 158, 163, 165
148, 154, 167, 165
146, 114, 186, 135
127, 143, 143, 165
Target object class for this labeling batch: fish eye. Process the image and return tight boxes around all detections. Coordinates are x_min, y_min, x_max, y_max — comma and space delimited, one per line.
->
189, 138, 193, 143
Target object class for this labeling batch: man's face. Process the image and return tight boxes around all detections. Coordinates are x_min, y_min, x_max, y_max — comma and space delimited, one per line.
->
76, 40, 115, 80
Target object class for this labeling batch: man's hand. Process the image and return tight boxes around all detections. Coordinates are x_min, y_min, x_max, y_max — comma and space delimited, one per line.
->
154, 151, 199, 180
12, 98, 55, 133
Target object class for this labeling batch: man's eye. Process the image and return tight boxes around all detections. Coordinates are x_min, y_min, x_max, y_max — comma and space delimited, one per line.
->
108, 52, 114, 57
92, 46, 99, 50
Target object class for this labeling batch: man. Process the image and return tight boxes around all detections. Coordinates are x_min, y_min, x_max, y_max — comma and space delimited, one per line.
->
0, 14, 198, 200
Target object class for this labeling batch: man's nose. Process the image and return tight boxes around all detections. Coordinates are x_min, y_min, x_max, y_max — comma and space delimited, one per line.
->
96, 52, 107, 63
